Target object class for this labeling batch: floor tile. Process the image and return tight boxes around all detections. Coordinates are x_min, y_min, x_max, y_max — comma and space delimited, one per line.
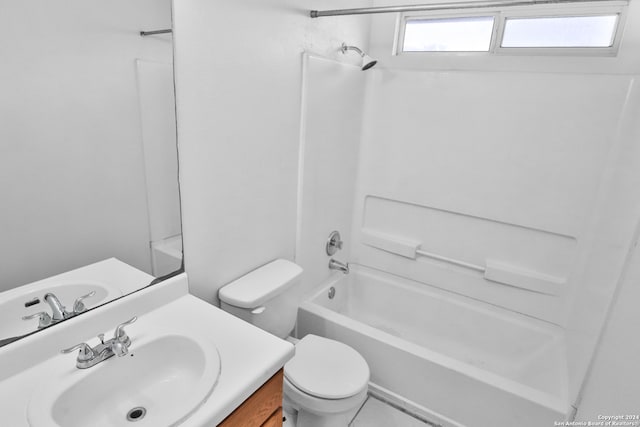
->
350, 396, 432, 427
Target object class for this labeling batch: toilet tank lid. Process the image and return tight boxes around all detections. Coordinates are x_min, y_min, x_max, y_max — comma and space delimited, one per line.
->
218, 259, 303, 308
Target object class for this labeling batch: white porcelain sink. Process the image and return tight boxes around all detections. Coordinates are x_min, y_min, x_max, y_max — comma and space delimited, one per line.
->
0, 281, 121, 339
27, 334, 221, 427
0, 258, 158, 341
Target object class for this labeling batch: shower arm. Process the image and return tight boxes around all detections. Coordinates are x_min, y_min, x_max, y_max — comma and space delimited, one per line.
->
341, 44, 365, 57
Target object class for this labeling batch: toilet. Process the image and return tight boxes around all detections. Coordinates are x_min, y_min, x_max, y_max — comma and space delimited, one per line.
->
218, 259, 369, 427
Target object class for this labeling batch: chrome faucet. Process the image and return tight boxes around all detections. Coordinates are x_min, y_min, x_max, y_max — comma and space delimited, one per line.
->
328, 259, 349, 274
22, 291, 96, 329
326, 231, 344, 256
61, 316, 137, 369
44, 293, 67, 321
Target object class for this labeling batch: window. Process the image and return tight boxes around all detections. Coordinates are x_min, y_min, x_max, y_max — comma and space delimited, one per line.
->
396, 2, 626, 56
501, 15, 618, 48
403, 17, 495, 52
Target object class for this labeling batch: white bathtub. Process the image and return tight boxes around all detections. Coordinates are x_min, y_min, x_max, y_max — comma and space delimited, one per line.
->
297, 265, 570, 427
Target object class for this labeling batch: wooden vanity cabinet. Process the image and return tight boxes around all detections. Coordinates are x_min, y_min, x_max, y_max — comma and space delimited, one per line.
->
259, 407, 283, 427
218, 369, 284, 427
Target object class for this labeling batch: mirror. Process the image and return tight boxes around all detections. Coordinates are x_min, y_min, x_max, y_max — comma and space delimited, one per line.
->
0, 0, 180, 345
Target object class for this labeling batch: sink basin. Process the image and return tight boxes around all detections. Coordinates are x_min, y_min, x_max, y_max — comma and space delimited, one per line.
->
0, 258, 156, 342
0, 281, 121, 339
27, 334, 221, 427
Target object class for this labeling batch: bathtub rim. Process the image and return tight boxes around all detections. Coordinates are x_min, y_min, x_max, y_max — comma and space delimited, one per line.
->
316, 264, 567, 336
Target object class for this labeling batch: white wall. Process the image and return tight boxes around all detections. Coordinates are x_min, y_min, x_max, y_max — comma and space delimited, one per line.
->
295, 54, 366, 297
350, 70, 636, 326
0, 0, 173, 291
173, 0, 371, 305
350, 69, 640, 408
576, 221, 640, 418
570, 79, 640, 411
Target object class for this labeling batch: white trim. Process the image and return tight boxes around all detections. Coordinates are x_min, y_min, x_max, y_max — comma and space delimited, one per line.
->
398, 10, 500, 55
294, 53, 310, 266
495, 5, 627, 56
392, 12, 404, 56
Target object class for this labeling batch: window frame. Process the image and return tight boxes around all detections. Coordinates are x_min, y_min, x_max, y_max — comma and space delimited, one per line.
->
394, 1, 628, 57
495, 6, 626, 56
396, 10, 501, 56
399, 13, 500, 54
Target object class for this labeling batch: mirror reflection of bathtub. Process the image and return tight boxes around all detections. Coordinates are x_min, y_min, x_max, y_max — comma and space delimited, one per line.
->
0, 259, 153, 345
298, 264, 571, 427
151, 235, 184, 277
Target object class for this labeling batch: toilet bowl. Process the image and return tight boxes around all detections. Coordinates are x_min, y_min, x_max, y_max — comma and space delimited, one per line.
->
283, 335, 369, 427
218, 259, 370, 427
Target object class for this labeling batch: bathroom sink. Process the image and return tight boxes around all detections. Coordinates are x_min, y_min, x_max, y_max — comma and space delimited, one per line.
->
0, 281, 120, 339
0, 258, 155, 342
27, 334, 221, 427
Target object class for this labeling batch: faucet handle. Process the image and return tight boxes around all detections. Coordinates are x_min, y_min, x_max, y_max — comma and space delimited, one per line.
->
326, 231, 344, 256
22, 311, 53, 328
114, 316, 137, 342
61, 342, 95, 362
111, 340, 129, 357
72, 291, 96, 314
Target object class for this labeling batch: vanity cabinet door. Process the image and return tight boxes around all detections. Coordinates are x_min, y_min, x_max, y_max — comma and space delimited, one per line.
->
218, 369, 283, 427
261, 408, 283, 427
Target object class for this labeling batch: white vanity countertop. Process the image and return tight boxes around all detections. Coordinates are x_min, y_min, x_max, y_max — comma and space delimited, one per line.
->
159, 295, 295, 426
0, 274, 295, 427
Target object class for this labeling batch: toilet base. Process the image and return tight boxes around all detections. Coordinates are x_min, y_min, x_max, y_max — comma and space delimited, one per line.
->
283, 408, 297, 427
284, 378, 367, 427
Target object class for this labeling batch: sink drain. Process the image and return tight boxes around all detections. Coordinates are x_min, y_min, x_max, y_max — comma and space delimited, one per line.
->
126, 407, 147, 422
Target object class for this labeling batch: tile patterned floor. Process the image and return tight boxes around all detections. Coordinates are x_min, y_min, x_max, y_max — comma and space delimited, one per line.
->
349, 396, 433, 427
283, 394, 433, 427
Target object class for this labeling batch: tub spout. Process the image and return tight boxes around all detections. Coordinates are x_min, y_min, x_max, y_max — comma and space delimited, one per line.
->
329, 259, 349, 274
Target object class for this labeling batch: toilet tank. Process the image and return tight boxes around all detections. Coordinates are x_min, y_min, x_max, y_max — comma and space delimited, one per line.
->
218, 259, 303, 339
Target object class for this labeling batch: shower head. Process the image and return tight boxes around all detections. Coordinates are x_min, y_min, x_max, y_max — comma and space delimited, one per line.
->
340, 43, 377, 71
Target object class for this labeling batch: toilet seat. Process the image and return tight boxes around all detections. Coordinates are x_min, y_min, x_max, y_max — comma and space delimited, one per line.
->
284, 335, 369, 400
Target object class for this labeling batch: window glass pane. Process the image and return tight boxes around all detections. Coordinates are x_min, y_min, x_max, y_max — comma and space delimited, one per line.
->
403, 16, 495, 52
501, 15, 618, 48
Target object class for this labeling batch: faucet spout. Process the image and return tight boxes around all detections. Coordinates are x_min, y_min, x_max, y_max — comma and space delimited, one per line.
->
328, 259, 349, 274
44, 293, 68, 321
